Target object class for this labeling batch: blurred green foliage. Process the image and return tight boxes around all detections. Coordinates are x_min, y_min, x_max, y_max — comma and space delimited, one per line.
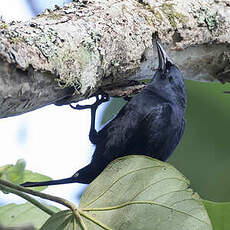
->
171, 80, 230, 202
101, 80, 230, 202
204, 200, 230, 230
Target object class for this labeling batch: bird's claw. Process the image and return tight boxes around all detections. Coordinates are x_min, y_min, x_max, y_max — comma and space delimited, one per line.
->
70, 93, 110, 110
95, 93, 110, 105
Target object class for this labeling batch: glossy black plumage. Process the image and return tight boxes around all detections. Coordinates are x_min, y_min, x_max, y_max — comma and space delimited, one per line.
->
21, 42, 186, 187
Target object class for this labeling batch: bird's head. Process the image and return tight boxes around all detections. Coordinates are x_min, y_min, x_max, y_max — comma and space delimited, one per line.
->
150, 41, 187, 109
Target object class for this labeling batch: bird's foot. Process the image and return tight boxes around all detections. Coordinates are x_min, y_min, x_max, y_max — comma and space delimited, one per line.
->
70, 92, 110, 110
94, 93, 110, 107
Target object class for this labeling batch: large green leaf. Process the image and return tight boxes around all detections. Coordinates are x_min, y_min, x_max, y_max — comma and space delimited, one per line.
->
77, 155, 212, 230
0, 159, 51, 192
203, 200, 230, 230
0, 202, 60, 229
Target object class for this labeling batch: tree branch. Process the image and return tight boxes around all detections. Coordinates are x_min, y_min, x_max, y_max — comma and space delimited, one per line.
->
0, 0, 230, 118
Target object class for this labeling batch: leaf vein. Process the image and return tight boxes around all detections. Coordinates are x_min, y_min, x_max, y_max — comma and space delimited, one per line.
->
82, 200, 211, 226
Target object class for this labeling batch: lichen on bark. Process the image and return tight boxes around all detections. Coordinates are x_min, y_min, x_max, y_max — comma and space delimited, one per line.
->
0, 0, 230, 118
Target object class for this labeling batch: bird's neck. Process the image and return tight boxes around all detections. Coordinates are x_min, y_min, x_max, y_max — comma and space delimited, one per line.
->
145, 84, 186, 111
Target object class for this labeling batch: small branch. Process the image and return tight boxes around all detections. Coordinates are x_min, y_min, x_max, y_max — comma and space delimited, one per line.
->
0, 184, 55, 216
0, 179, 87, 230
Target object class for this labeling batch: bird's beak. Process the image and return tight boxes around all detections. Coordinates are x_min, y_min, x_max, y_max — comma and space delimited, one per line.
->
156, 41, 173, 71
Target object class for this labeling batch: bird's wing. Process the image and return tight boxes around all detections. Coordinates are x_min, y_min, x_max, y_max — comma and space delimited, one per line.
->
142, 103, 185, 160
94, 101, 174, 161
96, 102, 143, 153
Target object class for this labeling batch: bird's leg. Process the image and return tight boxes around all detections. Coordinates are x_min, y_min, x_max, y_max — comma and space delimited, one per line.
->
89, 103, 98, 144
20, 94, 110, 188
70, 93, 110, 144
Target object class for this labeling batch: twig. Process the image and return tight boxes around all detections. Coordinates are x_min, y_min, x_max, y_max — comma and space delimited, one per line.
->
0, 184, 55, 216
0, 179, 87, 230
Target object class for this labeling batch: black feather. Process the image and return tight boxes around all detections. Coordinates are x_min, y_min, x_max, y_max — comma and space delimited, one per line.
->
21, 42, 186, 187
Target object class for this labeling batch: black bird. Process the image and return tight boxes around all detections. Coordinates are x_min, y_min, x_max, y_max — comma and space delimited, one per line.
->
21, 41, 186, 187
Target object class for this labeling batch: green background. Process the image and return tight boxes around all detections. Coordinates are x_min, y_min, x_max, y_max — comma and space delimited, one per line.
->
102, 80, 230, 202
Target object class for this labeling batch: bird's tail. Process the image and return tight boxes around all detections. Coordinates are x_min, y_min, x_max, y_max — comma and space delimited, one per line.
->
20, 176, 79, 187
20, 163, 98, 187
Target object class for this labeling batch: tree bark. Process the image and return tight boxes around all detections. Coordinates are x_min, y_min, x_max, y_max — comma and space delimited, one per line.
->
0, 0, 230, 118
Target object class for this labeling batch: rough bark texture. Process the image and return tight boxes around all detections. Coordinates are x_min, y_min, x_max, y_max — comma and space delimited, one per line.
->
0, 0, 230, 118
